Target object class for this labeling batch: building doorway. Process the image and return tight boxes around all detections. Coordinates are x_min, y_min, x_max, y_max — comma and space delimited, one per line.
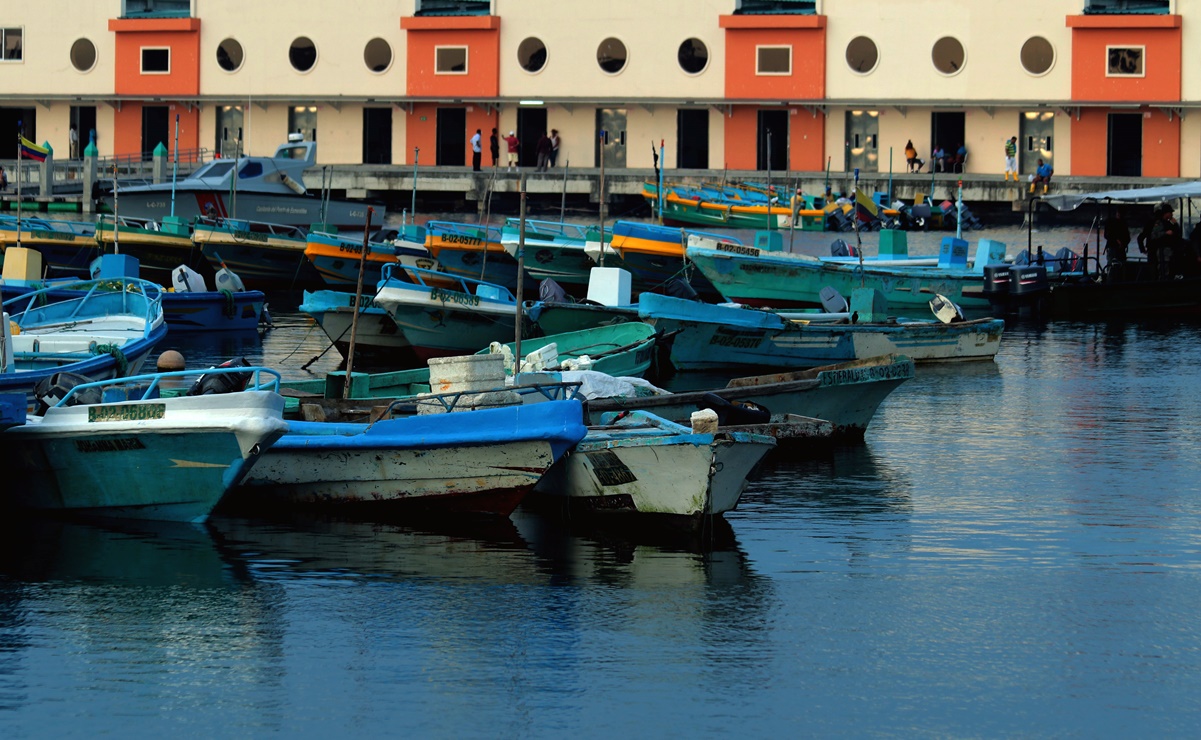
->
756, 109, 788, 171
1107, 113, 1142, 177
436, 107, 466, 167
595, 108, 627, 168
931, 111, 965, 171
844, 110, 879, 173
1019, 111, 1054, 176
141, 105, 170, 158
0, 106, 37, 158
215, 105, 243, 159
70, 105, 97, 159
677, 109, 709, 170
517, 107, 547, 168
362, 107, 392, 164
288, 106, 318, 144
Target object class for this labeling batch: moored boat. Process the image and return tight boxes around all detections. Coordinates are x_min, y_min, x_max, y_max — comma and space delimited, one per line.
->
642, 182, 793, 230
94, 214, 203, 283
299, 289, 418, 368
530, 410, 776, 522
305, 229, 439, 288
478, 321, 660, 379
0, 215, 101, 277
500, 218, 604, 294
0, 366, 289, 522
192, 217, 321, 289
425, 220, 531, 294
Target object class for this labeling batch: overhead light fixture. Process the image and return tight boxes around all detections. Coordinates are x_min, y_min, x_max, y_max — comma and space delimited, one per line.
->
519, 100, 544, 106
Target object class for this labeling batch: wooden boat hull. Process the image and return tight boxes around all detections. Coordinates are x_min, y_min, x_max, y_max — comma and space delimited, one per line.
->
374, 280, 517, 362
534, 428, 774, 519
299, 290, 417, 367
643, 184, 792, 230
0, 391, 287, 522
0, 220, 102, 277
195, 228, 321, 289
687, 243, 990, 310
638, 293, 1003, 369
587, 355, 915, 441
305, 232, 438, 288
231, 400, 587, 516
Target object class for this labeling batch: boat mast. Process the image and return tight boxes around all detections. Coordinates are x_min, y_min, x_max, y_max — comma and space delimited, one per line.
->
514, 176, 527, 364
15, 127, 21, 250
598, 131, 606, 267
343, 206, 374, 400
170, 114, 179, 218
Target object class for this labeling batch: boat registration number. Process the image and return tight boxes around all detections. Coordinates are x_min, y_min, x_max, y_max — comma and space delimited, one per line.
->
429, 287, 480, 307
818, 363, 913, 386
716, 243, 760, 257
88, 403, 166, 423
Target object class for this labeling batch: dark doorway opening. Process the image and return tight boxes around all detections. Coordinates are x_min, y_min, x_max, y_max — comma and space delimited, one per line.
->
0, 107, 37, 158
677, 109, 709, 169
517, 107, 547, 168
70, 105, 97, 159
141, 105, 170, 158
363, 108, 393, 164
1107, 113, 1142, 177
931, 111, 965, 170
756, 109, 788, 171
436, 107, 466, 167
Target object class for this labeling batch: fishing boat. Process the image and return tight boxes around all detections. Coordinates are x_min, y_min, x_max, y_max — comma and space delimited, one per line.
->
0, 366, 288, 522
1, 276, 168, 405
373, 265, 519, 362
478, 322, 660, 378
592, 220, 723, 299
425, 220, 531, 294
0, 215, 101, 277
586, 354, 915, 442
101, 138, 379, 229
638, 292, 1004, 371
191, 217, 321, 289
305, 228, 439, 288
499, 218, 604, 294
530, 410, 775, 523
523, 300, 640, 336
299, 289, 418, 368
686, 236, 1008, 311
228, 398, 588, 517
642, 182, 792, 230
94, 214, 202, 283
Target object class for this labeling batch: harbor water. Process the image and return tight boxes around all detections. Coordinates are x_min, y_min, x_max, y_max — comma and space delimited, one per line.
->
4, 226, 1201, 736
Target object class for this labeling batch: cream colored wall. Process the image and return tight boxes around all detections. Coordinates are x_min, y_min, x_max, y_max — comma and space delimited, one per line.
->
494, 0, 730, 100
1181, 115, 1201, 179
964, 110, 1023, 175
824, 0, 1073, 103
195, 0, 412, 98
0, 1, 116, 97
1181, 0, 1201, 102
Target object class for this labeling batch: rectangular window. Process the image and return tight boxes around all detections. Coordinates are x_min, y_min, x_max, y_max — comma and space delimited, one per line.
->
1106, 46, 1144, 77
1084, 0, 1169, 14
0, 28, 22, 62
141, 47, 171, 74
756, 46, 791, 75
435, 46, 468, 74
122, 0, 192, 18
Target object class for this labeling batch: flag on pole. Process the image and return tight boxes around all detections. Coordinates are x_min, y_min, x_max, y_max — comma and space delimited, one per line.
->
854, 188, 879, 221
19, 135, 48, 162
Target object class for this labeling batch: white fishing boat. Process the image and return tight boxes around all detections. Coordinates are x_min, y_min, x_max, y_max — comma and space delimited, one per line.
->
0, 366, 289, 522
531, 410, 775, 522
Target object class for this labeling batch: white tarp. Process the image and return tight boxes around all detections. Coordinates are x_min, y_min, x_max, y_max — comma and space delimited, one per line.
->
1042, 181, 1201, 211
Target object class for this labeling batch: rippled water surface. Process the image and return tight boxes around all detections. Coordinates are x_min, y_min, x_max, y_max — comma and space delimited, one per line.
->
4, 227, 1201, 736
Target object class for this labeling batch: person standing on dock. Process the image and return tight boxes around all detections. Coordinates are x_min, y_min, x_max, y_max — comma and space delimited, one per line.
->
489, 128, 500, 168
470, 129, 482, 172
69, 125, 79, 160
550, 129, 561, 167
503, 131, 519, 170
535, 132, 552, 172
1003, 136, 1018, 181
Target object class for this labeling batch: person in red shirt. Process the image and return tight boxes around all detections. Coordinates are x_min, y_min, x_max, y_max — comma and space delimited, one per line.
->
503, 131, 519, 170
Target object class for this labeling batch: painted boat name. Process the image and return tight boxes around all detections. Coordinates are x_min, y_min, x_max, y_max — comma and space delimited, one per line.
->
716, 243, 760, 257
74, 437, 147, 452
819, 363, 914, 386
429, 287, 480, 307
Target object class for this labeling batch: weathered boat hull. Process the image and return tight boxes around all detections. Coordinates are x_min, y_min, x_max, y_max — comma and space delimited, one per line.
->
103, 190, 374, 230
299, 290, 417, 367
687, 244, 990, 310
374, 276, 518, 362
195, 233, 322, 289
231, 400, 588, 517
587, 355, 915, 441
0, 391, 287, 522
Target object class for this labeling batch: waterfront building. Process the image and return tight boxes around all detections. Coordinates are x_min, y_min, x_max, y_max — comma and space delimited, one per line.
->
0, 0, 1195, 179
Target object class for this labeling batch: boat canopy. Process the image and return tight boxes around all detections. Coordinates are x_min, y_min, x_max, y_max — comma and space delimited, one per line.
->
1042, 181, 1201, 211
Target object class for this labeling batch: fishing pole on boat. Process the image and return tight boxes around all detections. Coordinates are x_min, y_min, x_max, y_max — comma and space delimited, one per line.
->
410, 147, 419, 225
343, 206, 374, 400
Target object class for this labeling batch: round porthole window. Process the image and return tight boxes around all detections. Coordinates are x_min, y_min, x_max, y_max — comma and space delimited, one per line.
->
846, 36, 879, 74
217, 38, 243, 72
70, 38, 97, 72
597, 37, 627, 74
932, 36, 965, 75
518, 37, 547, 73
289, 36, 317, 73
1020, 36, 1054, 76
364, 37, 392, 73
678, 38, 708, 75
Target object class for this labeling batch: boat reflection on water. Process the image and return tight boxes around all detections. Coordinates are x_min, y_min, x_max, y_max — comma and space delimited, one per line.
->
744, 445, 915, 517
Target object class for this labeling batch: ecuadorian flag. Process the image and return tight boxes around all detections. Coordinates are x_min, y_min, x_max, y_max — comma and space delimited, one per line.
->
854, 188, 878, 219
19, 135, 48, 162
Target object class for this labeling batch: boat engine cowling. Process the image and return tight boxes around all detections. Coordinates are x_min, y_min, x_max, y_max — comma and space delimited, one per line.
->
34, 372, 101, 414
186, 357, 253, 396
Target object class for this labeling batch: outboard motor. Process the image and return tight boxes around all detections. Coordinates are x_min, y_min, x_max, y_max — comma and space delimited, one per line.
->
698, 393, 771, 426
830, 239, 854, 258
981, 264, 1013, 310
34, 372, 101, 414
186, 357, 253, 396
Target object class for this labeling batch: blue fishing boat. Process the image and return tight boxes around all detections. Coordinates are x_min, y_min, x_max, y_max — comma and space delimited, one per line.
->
531, 410, 775, 522
500, 218, 605, 294
425, 220, 532, 294
305, 228, 438, 288
373, 264, 519, 362
0, 366, 288, 522
638, 292, 1004, 371
299, 289, 417, 367
229, 398, 588, 517
0, 215, 101, 277
192, 217, 321, 289
1, 276, 168, 405
602, 220, 723, 299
